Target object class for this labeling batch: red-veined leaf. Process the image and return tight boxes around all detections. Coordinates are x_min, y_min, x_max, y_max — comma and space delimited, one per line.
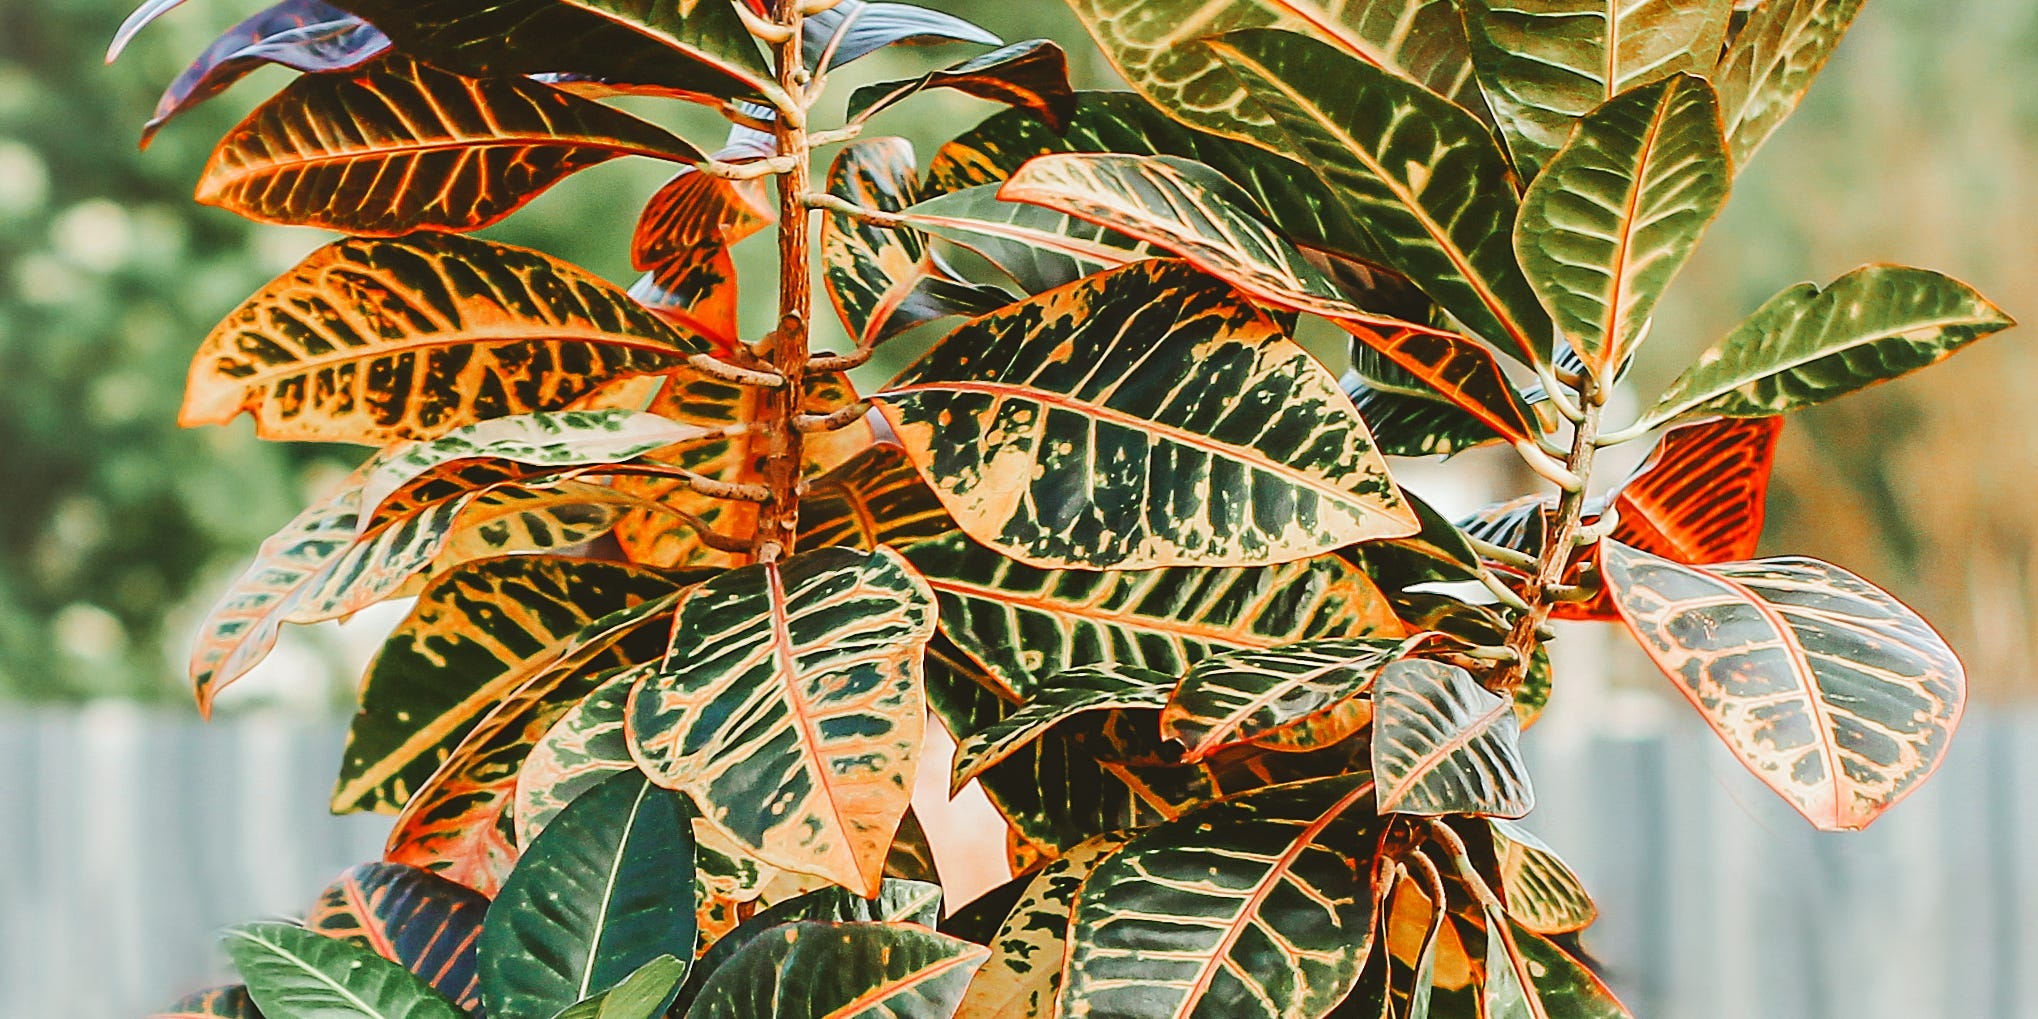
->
141, 1, 388, 147
847, 40, 1077, 130
304, 861, 487, 1012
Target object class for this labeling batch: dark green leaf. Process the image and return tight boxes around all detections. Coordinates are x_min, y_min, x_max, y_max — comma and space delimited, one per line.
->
683, 921, 988, 1019
1163, 638, 1415, 760
952, 666, 1175, 791
848, 40, 1076, 129
224, 921, 463, 1019
1372, 659, 1533, 817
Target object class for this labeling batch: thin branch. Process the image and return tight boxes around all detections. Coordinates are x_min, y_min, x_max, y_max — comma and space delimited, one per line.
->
718, 100, 777, 133
807, 345, 875, 373
796, 400, 872, 433
1593, 418, 1656, 447
804, 191, 908, 227
806, 123, 865, 149
1512, 440, 1584, 493
1533, 360, 1586, 424
613, 495, 753, 554
734, 2, 795, 44
1478, 570, 1534, 614
689, 352, 785, 388
594, 464, 772, 503
699, 154, 801, 181
1469, 536, 1539, 573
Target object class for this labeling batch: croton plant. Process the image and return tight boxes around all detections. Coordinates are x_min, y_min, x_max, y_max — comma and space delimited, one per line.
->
121, 0, 2012, 1017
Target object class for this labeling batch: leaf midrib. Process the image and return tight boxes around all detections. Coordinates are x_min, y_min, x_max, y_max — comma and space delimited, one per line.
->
233, 927, 395, 1019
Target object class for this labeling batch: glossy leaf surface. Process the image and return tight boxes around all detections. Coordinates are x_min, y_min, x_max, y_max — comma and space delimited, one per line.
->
821, 138, 990, 348
1481, 910, 1632, 1018
513, 667, 638, 847
1515, 75, 1730, 377
954, 831, 1132, 1019
1644, 265, 2013, 426
143, 1, 388, 146
1372, 659, 1533, 817
1490, 820, 1596, 935
224, 921, 463, 1019
876, 259, 1416, 569
1461, 0, 1731, 177
906, 533, 1398, 699
1608, 415, 1781, 564
1207, 30, 1553, 362
1715, 0, 1866, 164
186, 233, 701, 444
672, 879, 945, 1016
848, 40, 1077, 129
796, 444, 955, 553
684, 921, 988, 1019
198, 56, 697, 234
952, 665, 1175, 791
803, 1, 1003, 70
1164, 638, 1414, 760
305, 862, 487, 1012
551, 955, 687, 1019
1063, 775, 1381, 1019
1602, 541, 1964, 829
479, 770, 696, 1019
628, 548, 937, 895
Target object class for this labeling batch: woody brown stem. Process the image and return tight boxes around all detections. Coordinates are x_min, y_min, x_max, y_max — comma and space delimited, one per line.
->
751, 1, 813, 565
1495, 376, 1603, 692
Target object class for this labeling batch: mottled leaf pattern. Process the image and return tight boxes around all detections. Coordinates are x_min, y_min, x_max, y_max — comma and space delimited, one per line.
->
1063, 775, 1381, 1019
512, 667, 638, 848
1714, 0, 1866, 164
152, 985, 265, 1019
1515, 75, 1730, 377
952, 666, 1175, 791
796, 444, 956, 553
683, 922, 988, 1019
198, 56, 697, 233
877, 259, 1416, 569
627, 548, 937, 895
1373, 659, 1533, 817
1490, 820, 1597, 935
1206, 30, 1553, 362
905, 532, 1399, 699
672, 879, 946, 1016
305, 862, 487, 1013
1601, 541, 1965, 830
1164, 638, 1416, 760
1645, 265, 2013, 425
848, 40, 1077, 129
821, 138, 992, 347
954, 831, 1133, 1019
223, 921, 464, 1019
1461, 0, 1731, 177
185, 233, 703, 444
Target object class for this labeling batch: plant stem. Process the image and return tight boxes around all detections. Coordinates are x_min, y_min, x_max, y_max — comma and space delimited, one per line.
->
752, 2, 812, 565
1495, 377, 1603, 691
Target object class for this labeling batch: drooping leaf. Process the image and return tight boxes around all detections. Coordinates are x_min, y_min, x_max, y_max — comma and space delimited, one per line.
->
905, 532, 1400, 699
1163, 637, 1416, 760
953, 831, 1133, 1019
1480, 909, 1633, 1018
951, 666, 1175, 791
820, 138, 1001, 349
1205, 29, 1554, 362
197, 56, 698, 233
223, 921, 464, 1019
1372, 659, 1533, 817
922, 631, 1021, 742
1643, 265, 2014, 426
875, 259, 1417, 569
152, 985, 265, 1019
684, 921, 989, 1019
796, 444, 955, 553
1061, 0, 1481, 135
1350, 487, 1484, 589
334, 556, 683, 815
1461, 0, 1732, 178
671, 879, 946, 1016
327, 0, 774, 101
995, 153, 1538, 442
611, 368, 871, 569
108, 0, 193, 62
550, 955, 688, 1019
479, 770, 696, 1019
627, 548, 937, 896
142, 1, 388, 146
1714, 0, 1867, 165
1341, 373, 1507, 459
1489, 820, 1596, 935
304, 862, 487, 1013
848, 40, 1077, 130
1515, 75, 1731, 377
1062, 775, 1382, 1019
186, 233, 704, 444
803, 1, 1004, 71
1601, 541, 1965, 830
630, 248, 744, 353
902, 183, 1154, 296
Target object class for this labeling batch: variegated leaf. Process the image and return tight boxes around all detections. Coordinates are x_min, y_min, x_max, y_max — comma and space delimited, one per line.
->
954, 831, 1133, 1019
1342, 373, 1507, 459
802, 1, 1004, 71
612, 367, 871, 569
304, 861, 486, 1013
1601, 541, 1965, 830
1714, 0, 1865, 165
952, 666, 1175, 792
821, 137, 1002, 348
633, 167, 774, 273
996, 153, 1538, 442
848, 40, 1077, 129
1349, 487, 1484, 590
1205, 30, 1554, 363
672, 879, 945, 1017
1608, 414, 1781, 564
224, 921, 464, 1019
1163, 637, 1418, 760
513, 668, 637, 848
152, 985, 264, 1019
334, 555, 682, 815
905, 532, 1399, 700
627, 547, 937, 895
1372, 659, 1533, 817
902, 183, 1152, 295
1643, 265, 2014, 427
1481, 908, 1633, 1018
630, 247, 744, 355
431, 480, 630, 565
684, 922, 988, 1019
796, 444, 955, 553
198, 55, 697, 233
1461, 0, 1732, 178
185, 233, 703, 444
1062, 775, 1382, 1019
1061, 0, 1481, 134
1515, 75, 1731, 377
479, 770, 695, 1019
1490, 820, 1596, 935
876, 259, 1417, 569
140, 1, 388, 146
328, 0, 774, 101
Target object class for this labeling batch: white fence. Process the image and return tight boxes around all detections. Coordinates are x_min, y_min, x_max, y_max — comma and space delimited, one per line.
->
4, 700, 2035, 1019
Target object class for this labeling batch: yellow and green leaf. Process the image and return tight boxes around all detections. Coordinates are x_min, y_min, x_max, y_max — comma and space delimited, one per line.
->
682, 922, 988, 1019
795, 444, 956, 554
1714, 0, 1866, 165
1372, 658, 1534, 817
953, 831, 1134, 1019
1163, 637, 1417, 760
1490, 820, 1597, 935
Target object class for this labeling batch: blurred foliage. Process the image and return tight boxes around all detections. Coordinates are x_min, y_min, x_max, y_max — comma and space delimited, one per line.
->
2, 0, 2032, 701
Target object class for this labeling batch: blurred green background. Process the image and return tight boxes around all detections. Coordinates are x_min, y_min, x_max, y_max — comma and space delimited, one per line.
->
0, 0, 2030, 705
